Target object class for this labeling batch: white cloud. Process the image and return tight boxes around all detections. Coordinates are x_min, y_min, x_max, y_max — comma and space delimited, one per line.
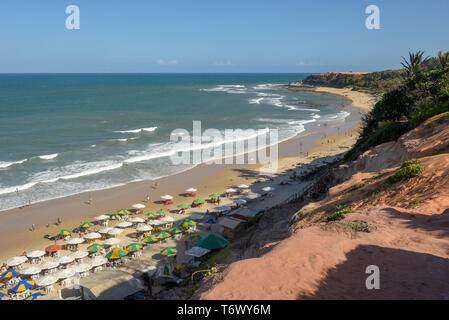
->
156, 59, 179, 65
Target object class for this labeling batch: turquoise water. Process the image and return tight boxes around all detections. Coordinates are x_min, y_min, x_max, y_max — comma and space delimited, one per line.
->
0, 74, 349, 210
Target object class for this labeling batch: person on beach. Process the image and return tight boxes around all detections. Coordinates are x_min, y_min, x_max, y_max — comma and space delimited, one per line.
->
146, 195, 150, 202
31, 224, 35, 231
57, 217, 62, 225
154, 181, 158, 189
88, 195, 92, 205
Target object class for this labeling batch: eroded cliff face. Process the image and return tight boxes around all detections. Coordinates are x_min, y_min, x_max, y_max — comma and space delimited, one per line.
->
198, 113, 449, 300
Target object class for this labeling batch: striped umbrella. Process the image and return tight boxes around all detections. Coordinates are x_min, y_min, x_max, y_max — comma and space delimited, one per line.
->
80, 222, 93, 229
189, 234, 203, 242
0, 290, 7, 299
57, 229, 71, 236
155, 231, 171, 239
142, 236, 159, 244
193, 199, 205, 204
11, 280, 34, 293
24, 292, 47, 300
177, 204, 190, 209
106, 248, 128, 260
157, 209, 170, 215
169, 226, 184, 234
145, 212, 157, 218
1, 269, 20, 279
180, 219, 196, 229
116, 209, 130, 215
87, 243, 105, 253
160, 247, 177, 256
126, 243, 143, 252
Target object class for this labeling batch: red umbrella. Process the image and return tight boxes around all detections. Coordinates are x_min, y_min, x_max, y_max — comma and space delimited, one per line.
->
45, 244, 62, 253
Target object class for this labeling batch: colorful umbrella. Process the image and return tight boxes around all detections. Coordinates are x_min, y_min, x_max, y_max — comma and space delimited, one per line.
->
87, 243, 105, 253
170, 226, 184, 234
189, 234, 203, 242
116, 209, 130, 215
155, 231, 171, 239
179, 219, 196, 229
177, 204, 190, 209
57, 229, 71, 236
145, 212, 157, 218
1, 269, 20, 279
126, 243, 143, 252
45, 244, 62, 253
0, 290, 7, 299
107, 212, 117, 220
24, 292, 47, 300
160, 247, 177, 256
142, 236, 158, 243
193, 199, 205, 204
79, 222, 93, 229
11, 280, 34, 293
106, 248, 128, 260
157, 209, 169, 215
209, 193, 221, 198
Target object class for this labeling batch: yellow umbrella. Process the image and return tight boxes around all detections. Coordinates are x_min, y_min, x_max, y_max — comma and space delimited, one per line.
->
126, 243, 143, 252
142, 236, 158, 243
106, 248, 128, 260
160, 247, 177, 256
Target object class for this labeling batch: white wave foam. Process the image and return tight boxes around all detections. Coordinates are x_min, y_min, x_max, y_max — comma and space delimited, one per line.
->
249, 98, 264, 104
201, 85, 247, 94
252, 83, 284, 90
115, 126, 157, 134
0, 159, 27, 169
39, 153, 58, 160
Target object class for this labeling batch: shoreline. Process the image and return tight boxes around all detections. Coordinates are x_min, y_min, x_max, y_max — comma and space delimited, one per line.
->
0, 87, 374, 268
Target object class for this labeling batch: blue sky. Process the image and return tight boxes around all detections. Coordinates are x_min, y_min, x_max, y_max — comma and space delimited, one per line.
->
0, 0, 448, 73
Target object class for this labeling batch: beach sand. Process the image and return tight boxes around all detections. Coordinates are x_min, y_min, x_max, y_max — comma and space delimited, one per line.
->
0, 87, 375, 298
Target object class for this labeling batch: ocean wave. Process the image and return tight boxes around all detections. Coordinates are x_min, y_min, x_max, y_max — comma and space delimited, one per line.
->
39, 153, 58, 160
249, 98, 264, 104
252, 83, 284, 90
115, 126, 158, 134
0, 159, 28, 169
200, 85, 247, 94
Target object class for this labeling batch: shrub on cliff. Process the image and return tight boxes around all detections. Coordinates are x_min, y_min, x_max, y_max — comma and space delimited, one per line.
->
386, 160, 424, 184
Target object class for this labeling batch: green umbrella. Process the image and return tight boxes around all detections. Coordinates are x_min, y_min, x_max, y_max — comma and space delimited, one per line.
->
189, 234, 203, 242
209, 193, 221, 198
196, 234, 229, 250
106, 248, 128, 260
87, 243, 105, 253
107, 212, 117, 220
142, 236, 158, 243
193, 199, 205, 204
170, 226, 184, 234
157, 209, 169, 215
155, 231, 171, 239
116, 209, 130, 215
179, 219, 196, 229
145, 212, 157, 218
79, 222, 93, 229
58, 229, 72, 236
177, 204, 190, 209
160, 247, 177, 256
126, 243, 143, 252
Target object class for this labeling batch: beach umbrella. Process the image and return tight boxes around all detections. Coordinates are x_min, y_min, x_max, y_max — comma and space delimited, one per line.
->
87, 243, 105, 253
154, 231, 171, 239
205, 218, 217, 224
193, 199, 205, 204
116, 209, 130, 215
55, 255, 75, 265
196, 234, 229, 250
145, 212, 157, 218
79, 222, 93, 229
180, 219, 196, 229
142, 236, 159, 244
84, 232, 101, 240
262, 186, 275, 192
189, 234, 203, 242
115, 221, 132, 228
169, 226, 184, 234
20, 266, 41, 276
160, 195, 173, 200
157, 209, 170, 215
11, 280, 34, 293
160, 247, 177, 256
238, 184, 249, 189
39, 261, 59, 271
136, 224, 152, 233
98, 227, 113, 234
0, 290, 8, 299
45, 244, 62, 253
247, 193, 261, 199
226, 188, 237, 193
233, 199, 247, 205
66, 237, 84, 245
57, 229, 72, 236
209, 193, 221, 198
24, 292, 47, 300
7, 256, 28, 267
26, 250, 46, 259
185, 188, 197, 193
103, 238, 121, 246
132, 203, 146, 209
89, 256, 107, 268
126, 243, 143, 252
129, 217, 145, 223
1, 269, 20, 279
107, 212, 117, 220
161, 216, 174, 222
177, 204, 190, 209
69, 250, 89, 260
108, 228, 124, 235
216, 205, 231, 211
35, 275, 58, 287
148, 219, 163, 226
95, 214, 110, 221
73, 263, 92, 274
106, 248, 128, 260
54, 268, 76, 280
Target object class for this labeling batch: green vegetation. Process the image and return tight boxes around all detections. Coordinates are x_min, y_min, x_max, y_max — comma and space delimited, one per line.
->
324, 204, 354, 222
409, 199, 422, 207
386, 160, 425, 184
344, 51, 449, 161
335, 221, 371, 233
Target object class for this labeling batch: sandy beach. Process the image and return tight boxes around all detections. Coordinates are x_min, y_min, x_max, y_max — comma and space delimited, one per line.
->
0, 87, 376, 298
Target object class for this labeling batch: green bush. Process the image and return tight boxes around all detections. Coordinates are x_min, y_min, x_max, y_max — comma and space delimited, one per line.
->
325, 206, 354, 222
387, 160, 424, 184
409, 100, 449, 128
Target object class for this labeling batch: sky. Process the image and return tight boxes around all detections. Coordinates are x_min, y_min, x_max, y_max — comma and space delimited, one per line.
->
0, 0, 448, 73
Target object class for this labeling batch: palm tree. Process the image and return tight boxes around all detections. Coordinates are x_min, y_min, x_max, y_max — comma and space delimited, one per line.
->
437, 51, 449, 68
401, 51, 429, 77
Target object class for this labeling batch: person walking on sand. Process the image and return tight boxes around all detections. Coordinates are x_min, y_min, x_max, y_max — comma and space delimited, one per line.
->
88, 195, 92, 205
146, 194, 150, 202
154, 181, 158, 189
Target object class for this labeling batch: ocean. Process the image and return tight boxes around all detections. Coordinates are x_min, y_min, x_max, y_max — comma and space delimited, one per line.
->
0, 73, 350, 211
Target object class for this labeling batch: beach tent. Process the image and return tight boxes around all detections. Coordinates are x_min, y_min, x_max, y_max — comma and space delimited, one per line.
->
1, 269, 20, 279
196, 234, 229, 250
160, 247, 177, 256
11, 280, 35, 293
24, 292, 47, 300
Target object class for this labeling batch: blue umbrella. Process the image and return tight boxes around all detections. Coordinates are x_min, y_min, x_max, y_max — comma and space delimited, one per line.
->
10, 280, 34, 293
205, 218, 217, 224
0, 291, 7, 299
1, 268, 20, 279
24, 292, 47, 300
